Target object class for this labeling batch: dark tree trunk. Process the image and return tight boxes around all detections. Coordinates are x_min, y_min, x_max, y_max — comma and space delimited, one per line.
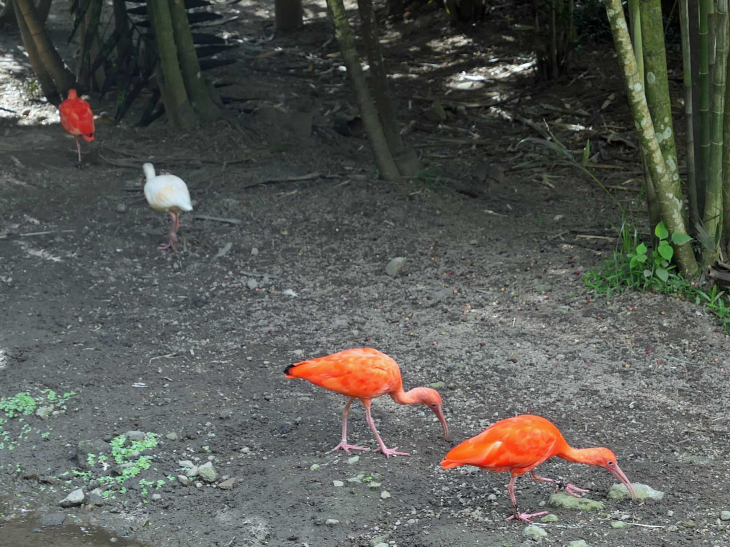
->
15, 0, 75, 93
356, 0, 421, 175
275, 0, 302, 32
326, 0, 400, 180
168, 0, 219, 124
147, 0, 196, 129
14, 0, 59, 104
444, 0, 485, 24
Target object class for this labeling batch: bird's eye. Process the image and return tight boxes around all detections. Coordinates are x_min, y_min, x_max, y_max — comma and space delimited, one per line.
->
607, 461, 614, 466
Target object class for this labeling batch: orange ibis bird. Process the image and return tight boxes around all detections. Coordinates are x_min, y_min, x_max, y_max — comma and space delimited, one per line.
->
142, 163, 193, 250
58, 89, 95, 166
440, 415, 637, 522
285, 348, 449, 458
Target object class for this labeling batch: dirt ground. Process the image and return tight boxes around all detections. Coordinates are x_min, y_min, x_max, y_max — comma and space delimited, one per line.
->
1, 1, 730, 546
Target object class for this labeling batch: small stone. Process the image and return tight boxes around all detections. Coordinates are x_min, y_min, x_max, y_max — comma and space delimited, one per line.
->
523, 524, 548, 538
35, 405, 54, 420
721, 511, 730, 521
247, 278, 259, 290
540, 514, 558, 523
115, 203, 127, 213
177, 475, 191, 486
347, 456, 360, 465
568, 541, 590, 547
667, 510, 674, 517
469, 239, 478, 245
165, 432, 179, 441
241, 447, 250, 454
380, 490, 391, 499
185, 466, 199, 478
178, 460, 195, 468
125, 431, 147, 442
197, 462, 218, 483
683, 520, 696, 528
39, 512, 66, 526
333, 480, 344, 487
667, 525, 678, 532
310, 464, 320, 471
385, 257, 407, 277
549, 491, 604, 511
76, 439, 110, 470
535, 284, 552, 292
368, 482, 381, 489
88, 489, 104, 506
429, 381, 445, 389
325, 519, 339, 526
218, 409, 233, 420
609, 483, 664, 501
346, 475, 363, 483
59, 489, 85, 508
219, 477, 237, 490
487, 493, 497, 501
151, 494, 162, 501
507, 354, 518, 363
370, 535, 390, 547
610, 521, 629, 528
250, 247, 259, 256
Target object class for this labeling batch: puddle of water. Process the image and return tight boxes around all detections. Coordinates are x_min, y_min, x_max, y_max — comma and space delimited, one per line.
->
0, 518, 144, 547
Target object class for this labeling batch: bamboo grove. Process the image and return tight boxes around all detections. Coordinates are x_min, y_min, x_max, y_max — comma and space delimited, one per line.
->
605, 0, 730, 278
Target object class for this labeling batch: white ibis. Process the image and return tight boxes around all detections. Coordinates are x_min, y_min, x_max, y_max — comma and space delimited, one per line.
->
142, 163, 193, 250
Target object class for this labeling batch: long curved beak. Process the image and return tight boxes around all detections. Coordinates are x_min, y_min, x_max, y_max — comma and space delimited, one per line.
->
609, 464, 637, 500
432, 405, 449, 441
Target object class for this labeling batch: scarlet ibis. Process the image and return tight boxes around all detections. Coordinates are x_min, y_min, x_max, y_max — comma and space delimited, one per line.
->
142, 163, 193, 250
58, 89, 95, 165
441, 415, 637, 522
285, 348, 449, 458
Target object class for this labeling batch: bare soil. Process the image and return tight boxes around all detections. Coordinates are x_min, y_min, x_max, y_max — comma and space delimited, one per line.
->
1, 1, 729, 546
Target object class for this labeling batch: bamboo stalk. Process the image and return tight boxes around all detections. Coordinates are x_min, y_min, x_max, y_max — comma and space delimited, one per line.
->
706, 0, 728, 264
679, 0, 700, 232
605, 0, 698, 276
700, 0, 712, 196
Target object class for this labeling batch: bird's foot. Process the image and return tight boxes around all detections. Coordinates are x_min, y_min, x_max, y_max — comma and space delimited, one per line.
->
158, 242, 173, 250
75, 162, 87, 170
329, 441, 370, 454
374, 446, 410, 458
556, 480, 589, 498
506, 510, 548, 523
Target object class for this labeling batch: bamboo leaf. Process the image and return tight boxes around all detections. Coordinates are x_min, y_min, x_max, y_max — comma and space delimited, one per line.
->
581, 139, 590, 166
89, 29, 122, 76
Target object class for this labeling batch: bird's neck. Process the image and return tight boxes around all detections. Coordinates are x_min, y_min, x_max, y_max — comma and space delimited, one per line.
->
390, 387, 421, 405
558, 445, 604, 466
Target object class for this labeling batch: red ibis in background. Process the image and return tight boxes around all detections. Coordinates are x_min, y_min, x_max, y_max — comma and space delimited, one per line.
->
285, 348, 449, 458
58, 89, 95, 165
441, 414, 637, 522
142, 163, 193, 250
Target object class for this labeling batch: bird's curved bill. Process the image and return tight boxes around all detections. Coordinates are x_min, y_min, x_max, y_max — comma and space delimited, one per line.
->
609, 464, 637, 500
433, 405, 449, 441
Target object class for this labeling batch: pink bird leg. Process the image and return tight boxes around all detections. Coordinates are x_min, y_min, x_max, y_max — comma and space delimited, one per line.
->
529, 471, 590, 497
506, 475, 547, 522
159, 212, 179, 250
329, 398, 370, 454
362, 399, 409, 458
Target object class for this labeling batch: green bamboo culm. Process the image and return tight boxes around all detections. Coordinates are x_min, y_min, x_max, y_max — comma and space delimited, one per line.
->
679, 0, 700, 231
604, 0, 699, 277
705, 0, 729, 264
721, 0, 730, 248
639, 0, 685, 218
628, 0, 661, 228
700, 0, 712, 196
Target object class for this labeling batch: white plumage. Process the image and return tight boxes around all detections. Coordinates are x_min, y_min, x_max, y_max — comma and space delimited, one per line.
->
142, 162, 193, 250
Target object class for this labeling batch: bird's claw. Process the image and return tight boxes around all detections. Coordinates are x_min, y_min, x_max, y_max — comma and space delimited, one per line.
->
374, 446, 410, 458
555, 480, 589, 498
507, 510, 548, 523
329, 442, 369, 454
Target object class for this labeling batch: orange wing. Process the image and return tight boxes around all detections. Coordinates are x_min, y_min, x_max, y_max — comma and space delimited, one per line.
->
441, 415, 562, 474
59, 98, 95, 140
285, 348, 402, 399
